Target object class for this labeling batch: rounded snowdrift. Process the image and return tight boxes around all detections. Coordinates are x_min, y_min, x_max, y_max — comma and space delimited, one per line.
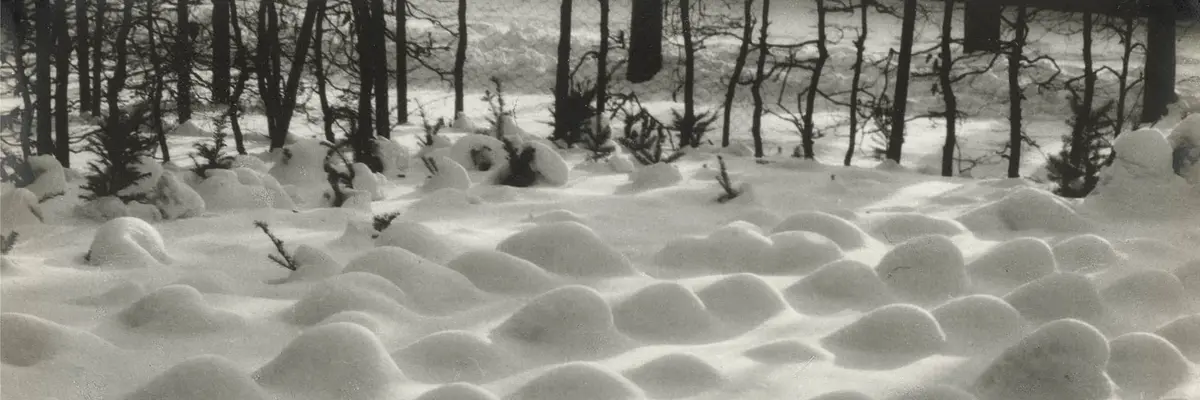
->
490, 285, 629, 362
449, 134, 506, 171
88, 217, 172, 267
957, 187, 1090, 233
374, 221, 458, 264
743, 339, 832, 364
654, 222, 772, 273
411, 187, 483, 210
1155, 314, 1200, 362
1088, 128, 1197, 217
810, 391, 875, 400
504, 362, 644, 400
1106, 332, 1190, 399
497, 221, 635, 278
973, 319, 1112, 400
446, 250, 559, 295
343, 247, 486, 314
254, 322, 405, 399
123, 355, 268, 400
1100, 269, 1187, 330
1176, 260, 1200, 307
785, 260, 895, 315
623, 353, 724, 399
628, 162, 684, 191
761, 231, 844, 275
612, 282, 715, 343
966, 237, 1057, 295
119, 284, 243, 333
771, 211, 868, 249
874, 235, 969, 306
0, 188, 42, 227
282, 245, 343, 282
820, 304, 946, 369
421, 155, 473, 192
393, 330, 512, 383
885, 385, 977, 400
286, 272, 413, 325
1053, 234, 1122, 273
415, 383, 499, 400
0, 312, 113, 367
932, 295, 1024, 354
1003, 273, 1106, 325
868, 213, 966, 244
696, 273, 788, 328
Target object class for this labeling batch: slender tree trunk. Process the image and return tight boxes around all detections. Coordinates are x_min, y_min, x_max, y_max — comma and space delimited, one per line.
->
750, 0, 771, 158
845, 0, 868, 166
680, 0, 696, 147
887, 0, 917, 163
275, 0, 323, 141
212, 0, 230, 104
14, 42, 34, 158
147, 15, 169, 162
1071, 12, 1095, 168
76, 0, 91, 116
371, 0, 389, 138
1113, 14, 1134, 135
723, 0, 755, 148
799, 0, 827, 159
256, 0, 282, 147
596, 0, 609, 135
1007, 7, 1026, 178
228, 0, 247, 154
315, 10, 334, 142
54, 0, 72, 166
176, 0, 192, 122
396, 0, 408, 124
938, 0, 957, 177
454, 0, 467, 114
35, 0, 54, 155
353, 0, 379, 169
109, 0, 135, 125
552, 0, 573, 142
91, 0, 106, 115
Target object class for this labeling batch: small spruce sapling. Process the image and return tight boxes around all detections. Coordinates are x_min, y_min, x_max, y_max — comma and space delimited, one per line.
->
618, 108, 685, 165
715, 156, 742, 203
0, 150, 35, 187
497, 137, 538, 187
322, 140, 357, 207
371, 211, 402, 237
253, 221, 298, 271
1, 231, 18, 255
421, 156, 440, 176
670, 109, 718, 148
417, 101, 446, 148
81, 104, 159, 202
189, 115, 235, 178
481, 77, 515, 138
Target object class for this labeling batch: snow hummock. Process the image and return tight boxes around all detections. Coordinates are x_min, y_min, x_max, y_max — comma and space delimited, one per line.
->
1, 188, 42, 227
496, 221, 635, 278
1053, 234, 1122, 273
810, 391, 875, 400
24, 154, 67, 199
87, 217, 172, 267
654, 221, 773, 273
122, 355, 268, 400
784, 260, 895, 315
268, 138, 329, 187
874, 235, 969, 306
1100, 269, 1187, 330
392, 330, 511, 383
886, 385, 978, 400
118, 284, 243, 333
743, 339, 832, 364
282, 244, 343, 282
351, 163, 385, 201
1003, 272, 1106, 325
529, 141, 571, 186
0, 312, 113, 367
415, 383, 499, 400
453, 112, 479, 131
375, 137, 411, 179
696, 273, 788, 328
868, 213, 966, 244
1168, 114, 1200, 183
973, 319, 1113, 400
820, 304, 946, 369
628, 162, 684, 191
193, 168, 294, 211
421, 155, 473, 192
374, 220, 458, 264
254, 322, 405, 400
771, 210, 868, 249
1088, 128, 1198, 217
612, 282, 715, 343
342, 247, 485, 314
957, 187, 1091, 234
525, 209, 588, 225
490, 285, 629, 362
504, 362, 643, 400
932, 295, 1024, 354
1156, 314, 1200, 362
623, 352, 724, 399
449, 134, 505, 171
966, 237, 1057, 294
153, 171, 206, 219
760, 231, 844, 274
445, 250, 559, 295
1106, 332, 1190, 399
286, 272, 412, 325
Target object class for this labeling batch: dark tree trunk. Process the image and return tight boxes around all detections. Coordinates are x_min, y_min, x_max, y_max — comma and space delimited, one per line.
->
887, 0, 917, 163
371, 0, 389, 139
14, 39, 34, 159
722, 0, 754, 148
276, 0, 322, 135
353, 0, 379, 170
54, 0, 72, 166
228, 0, 247, 154
750, 0, 771, 158
845, 0, 869, 166
176, 0, 192, 122
76, 0, 90, 116
1113, 14, 1134, 136
454, 0, 467, 114
680, 0, 696, 147
627, 0, 663, 82
552, 0, 572, 142
315, 9, 334, 142
35, 0, 53, 155
1071, 12, 1095, 168
212, 0, 230, 104
396, 0, 408, 124
91, 0, 106, 115
939, 0, 958, 177
256, 0, 282, 147
1141, 2, 1174, 122
147, 15, 169, 162
799, 0, 828, 159
596, 0, 609, 134
1006, 7, 1026, 178
108, 0, 135, 125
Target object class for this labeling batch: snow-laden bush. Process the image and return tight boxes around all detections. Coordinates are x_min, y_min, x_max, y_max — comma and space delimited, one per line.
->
1168, 114, 1200, 184
1087, 128, 1197, 217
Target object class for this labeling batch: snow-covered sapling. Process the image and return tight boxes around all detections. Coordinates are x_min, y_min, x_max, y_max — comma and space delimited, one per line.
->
548, 76, 599, 147
253, 221, 297, 271
417, 101, 446, 147
0, 150, 35, 187
1047, 99, 1116, 197
619, 108, 685, 165
371, 211, 402, 238
715, 156, 742, 203
670, 108, 718, 148
0, 231, 17, 255
80, 104, 158, 202
189, 116, 235, 178
321, 140, 357, 207
497, 137, 538, 187
481, 76, 516, 138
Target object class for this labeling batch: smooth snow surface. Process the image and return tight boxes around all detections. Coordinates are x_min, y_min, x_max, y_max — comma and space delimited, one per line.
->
497, 221, 635, 277
820, 303, 946, 369
874, 235, 969, 306
966, 237, 1057, 294
1105, 332, 1190, 399
973, 319, 1113, 400
87, 217, 172, 267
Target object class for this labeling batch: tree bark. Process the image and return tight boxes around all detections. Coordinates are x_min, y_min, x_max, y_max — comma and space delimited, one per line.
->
939, 0, 958, 177
227, 0, 247, 154
35, 0, 54, 155
596, 0, 609, 135
887, 0, 917, 163
212, 0, 230, 104
1113, 14, 1134, 135
147, 15, 169, 162
108, 0, 135, 126
1071, 12, 1095, 169
552, 0, 572, 142
845, 0, 869, 166
799, 0, 828, 159
90, 0, 106, 115
1006, 7, 1026, 178
1141, 2, 1174, 122
680, 0, 696, 147
396, 0, 408, 124
750, 0, 771, 158
353, 0, 379, 169
54, 0, 72, 166
315, 8, 334, 142
371, 0, 389, 138
76, 0, 91, 116
454, 0, 467, 114
176, 0, 192, 122
722, 0, 755, 148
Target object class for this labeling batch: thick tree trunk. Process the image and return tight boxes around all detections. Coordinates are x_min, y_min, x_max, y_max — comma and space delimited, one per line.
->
454, 0, 467, 114
1007, 7, 1027, 178
76, 0, 91, 116
212, 0, 230, 104
887, 0, 917, 163
14, 42, 34, 158
35, 0, 54, 155
750, 0, 771, 158
396, 0, 408, 124
54, 0, 72, 166
627, 0, 663, 82
1071, 12, 1095, 168
1113, 14, 1134, 136
722, 0, 754, 148
939, 0, 958, 177
256, 0, 282, 147
176, 0, 192, 122
552, 0, 573, 142
799, 0, 827, 159
353, 0, 379, 170
845, 0, 869, 166
680, 0, 696, 147
371, 0, 389, 138
596, 0, 609, 135
1141, 3, 1173, 123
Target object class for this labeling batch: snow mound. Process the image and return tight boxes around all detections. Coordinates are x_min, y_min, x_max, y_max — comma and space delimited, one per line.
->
932, 295, 1024, 354
375, 220, 457, 264
629, 163, 684, 190
821, 304, 946, 369
623, 353, 723, 399
449, 134, 505, 171
886, 385, 977, 400
193, 168, 293, 210
446, 250, 559, 295
120, 157, 164, 198
1106, 332, 1190, 398
771, 211, 868, 249
254, 322, 405, 399
525, 209, 587, 225
1169, 114, 1200, 183
0, 312, 110, 366
1101, 269, 1187, 329
422, 155, 473, 192
505, 362, 643, 400
375, 137, 411, 179
123, 355, 268, 400
170, 271, 240, 294
612, 282, 715, 343
1177, 260, 1200, 306
87, 217, 172, 267
869, 213, 966, 244
350, 163, 385, 200
282, 245, 343, 282
286, 272, 412, 325
697, 273, 788, 327
729, 208, 782, 231
1004, 273, 1105, 325
1053, 234, 1122, 272
343, 247, 484, 314
497, 221, 635, 278
761, 231, 844, 274
411, 187, 483, 210
743, 339, 832, 364
973, 319, 1112, 400
230, 154, 269, 172
1156, 314, 1200, 362
119, 284, 242, 333
1, 188, 42, 227
453, 112, 478, 131
874, 235, 969, 306
957, 187, 1090, 233
267, 138, 329, 186
490, 285, 628, 361
153, 171, 205, 219
415, 383, 499, 400
529, 141, 571, 186
784, 260, 896, 315
316, 311, 389, 340
1089, 128, 1197, 217
393, 330, 511, 383
967, 237, 1057, 294
71, 280, 147, 307
25, 154, 67, 199
810, 391, 875, 400
654, 222, 772, 272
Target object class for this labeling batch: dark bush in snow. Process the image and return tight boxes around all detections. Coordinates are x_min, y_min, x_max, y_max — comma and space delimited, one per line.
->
81, 105, 158, 203
189, 116, 235, 178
